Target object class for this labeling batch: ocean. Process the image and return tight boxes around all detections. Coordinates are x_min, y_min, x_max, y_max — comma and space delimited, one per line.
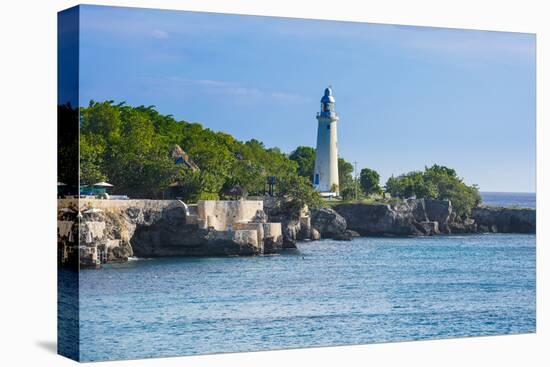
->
67, 192, 537, 361
480, 192, 535, 209
75, 232, 536, 361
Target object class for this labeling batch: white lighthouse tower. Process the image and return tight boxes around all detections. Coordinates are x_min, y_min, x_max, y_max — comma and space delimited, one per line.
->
313, 86, 339, 197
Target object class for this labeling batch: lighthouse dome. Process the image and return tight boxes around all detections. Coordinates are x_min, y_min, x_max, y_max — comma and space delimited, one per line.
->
321, 87, 335, 103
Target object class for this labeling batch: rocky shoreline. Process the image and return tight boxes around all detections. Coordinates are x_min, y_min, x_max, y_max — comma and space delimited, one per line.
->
57, 198, 536, 267
331, 199, 535, 237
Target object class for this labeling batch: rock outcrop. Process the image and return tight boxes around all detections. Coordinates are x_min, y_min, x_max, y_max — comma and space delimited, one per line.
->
332, 198, 535, 237
58, 199, 284, 267
260, 197, 316, 248
333, 203, 423, 236
333, 199, 449, 237
58, 196, 536, 268
424, 199, 452, 233
129, 204, 268, 257
472, 207, 536, 233
310, 208, 347, 238
259, 199, 353, 245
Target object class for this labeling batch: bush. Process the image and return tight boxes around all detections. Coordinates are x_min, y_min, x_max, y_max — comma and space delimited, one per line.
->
80, 101, 304, 201
385, 164, 480, 218
277, 175, 324, 219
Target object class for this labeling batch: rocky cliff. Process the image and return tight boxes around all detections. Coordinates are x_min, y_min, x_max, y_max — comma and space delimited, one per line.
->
58, 199, 284, 267
260, 197, 318, 248
127, 203, 267, 257
472, 206, 536, 233
333, 199, 452, 237
310, 207, 358, 240
333, 202, 425, 236
259, 197, 354, 245
58, 197, 536, 267
332, 199, 535, 237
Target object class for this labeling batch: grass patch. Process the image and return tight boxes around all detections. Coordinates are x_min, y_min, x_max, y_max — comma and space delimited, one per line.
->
324, 197, 403, 207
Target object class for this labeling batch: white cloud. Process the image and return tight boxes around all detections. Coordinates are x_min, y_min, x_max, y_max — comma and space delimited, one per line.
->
143, 76, 309, 105
151, 29, 169, 39
270, 91, 309, 104
177, 77, 308, 104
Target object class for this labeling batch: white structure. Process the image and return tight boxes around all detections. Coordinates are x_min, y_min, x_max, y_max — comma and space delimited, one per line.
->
313, 86, 339, 197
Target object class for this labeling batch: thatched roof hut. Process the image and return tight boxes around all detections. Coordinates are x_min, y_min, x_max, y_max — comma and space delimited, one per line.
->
171, 145, 199, 171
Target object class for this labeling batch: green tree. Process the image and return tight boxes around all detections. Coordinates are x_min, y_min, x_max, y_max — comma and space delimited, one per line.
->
79, 100, 310, 203
336, 157, 355, 200
384, 164, 480, 218
359, 168, 381, 196
385, 175, 399, 197
81, 100, 122, 141
338, 158, 354, 188
289, 146, 316, 181
423, 164, 481, 218
340, 181, 359, 201
79, 133, 107, 184
277, 175, 323, 219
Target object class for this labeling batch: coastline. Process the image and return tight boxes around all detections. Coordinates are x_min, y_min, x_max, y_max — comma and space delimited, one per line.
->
58, 195, 536, 268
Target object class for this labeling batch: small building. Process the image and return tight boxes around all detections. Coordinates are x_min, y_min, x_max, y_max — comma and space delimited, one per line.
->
80, 181, 114, 196
171, 144, 199, 171
165, 145, 200, 199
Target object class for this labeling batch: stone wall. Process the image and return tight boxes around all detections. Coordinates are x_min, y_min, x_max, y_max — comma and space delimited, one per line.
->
197, 200, 263, 230
58, 198, 284, 266
59, 198, 178, 212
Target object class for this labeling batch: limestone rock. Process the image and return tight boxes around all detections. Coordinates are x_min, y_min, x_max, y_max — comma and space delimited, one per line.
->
448, 218, 476, 233
425, 199, 452, 233
310, 228, 321, 241
415, 221, 439, 236
58, 199, 289, 265
310, 207, 347, 239
347, 229, 361, 238
406, 198, 429, 222
472, 207, 535, 233
332, 229, 359, 241
253, 209, 268, 223
280, 220, 300, 248
333, 203, 422, 236
262, 222, 284, 254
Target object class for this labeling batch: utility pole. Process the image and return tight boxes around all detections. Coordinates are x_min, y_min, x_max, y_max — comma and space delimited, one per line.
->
354, 161, 359, 201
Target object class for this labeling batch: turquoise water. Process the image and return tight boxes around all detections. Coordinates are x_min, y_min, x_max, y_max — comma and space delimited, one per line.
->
77, 233, 535, 361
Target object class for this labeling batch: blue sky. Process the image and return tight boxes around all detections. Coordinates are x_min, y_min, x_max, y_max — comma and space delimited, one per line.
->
78, 5, 536, 192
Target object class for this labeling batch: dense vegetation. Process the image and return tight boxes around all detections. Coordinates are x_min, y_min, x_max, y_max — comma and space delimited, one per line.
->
286, 144, 480, 217
385, 165, 481, 218
288, 146, 316, 181
288, 147, 383, 202
79, 101, 322, 212
78, 101, 480, 218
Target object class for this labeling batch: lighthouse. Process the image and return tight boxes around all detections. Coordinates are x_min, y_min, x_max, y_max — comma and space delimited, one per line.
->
313, 86, 339, 197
